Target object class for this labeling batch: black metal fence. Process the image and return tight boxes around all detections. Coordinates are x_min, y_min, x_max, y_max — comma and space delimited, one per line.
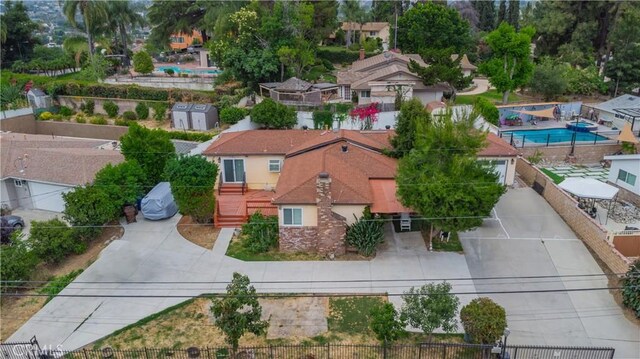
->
499, 130, 622, 148
0, 340, 616, 359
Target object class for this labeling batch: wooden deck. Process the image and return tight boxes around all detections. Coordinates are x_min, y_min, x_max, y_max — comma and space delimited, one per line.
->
215, 189, 278, 228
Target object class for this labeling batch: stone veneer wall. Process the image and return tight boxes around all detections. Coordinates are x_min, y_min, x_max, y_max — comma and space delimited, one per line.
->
516, 158, 632, 274
519, 143, 622, 164
316, 176, 347, 256
279, 227, 318, 253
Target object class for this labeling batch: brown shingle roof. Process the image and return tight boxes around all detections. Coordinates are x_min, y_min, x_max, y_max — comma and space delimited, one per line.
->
478, 133, 519, 157
0, 133, 124, 186
351, 52, 427, 73
451, 54, 477, 70
275, 77, 313, 92
203, 130, 327, 156
273, 140, 397, 205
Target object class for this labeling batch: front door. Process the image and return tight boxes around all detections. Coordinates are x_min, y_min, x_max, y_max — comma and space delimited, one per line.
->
222, 159, 245, 183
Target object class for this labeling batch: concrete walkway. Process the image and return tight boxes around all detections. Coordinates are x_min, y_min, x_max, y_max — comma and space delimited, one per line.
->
458, 78, 492, 96
9, 216, 475, 350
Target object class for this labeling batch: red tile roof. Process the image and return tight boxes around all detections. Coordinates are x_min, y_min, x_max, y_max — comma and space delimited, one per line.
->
479, 133, 519, 157
203, 130, 326, 156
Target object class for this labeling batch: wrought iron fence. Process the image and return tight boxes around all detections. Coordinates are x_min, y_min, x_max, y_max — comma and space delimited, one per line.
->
0, 340, 616, 359
499, 130, 622, 148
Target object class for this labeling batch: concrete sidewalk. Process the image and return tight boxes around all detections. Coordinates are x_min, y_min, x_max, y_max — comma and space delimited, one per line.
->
9, 216, 475, 350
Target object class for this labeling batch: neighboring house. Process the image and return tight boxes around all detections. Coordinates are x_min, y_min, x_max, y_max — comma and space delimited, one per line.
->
170, 30, 203, 51
337, 51, 450, 107
479, 133, 519, 186
259, 77, 339, 107
203, 128, 515, 255
451, 54, 477, 77
604, 154, 640, 196
0, 133, 124, 212
338, 22, 391, 49
584, 94, 640, 131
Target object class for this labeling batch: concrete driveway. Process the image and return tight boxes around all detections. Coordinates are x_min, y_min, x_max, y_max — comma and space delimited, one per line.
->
460, 188, 639, 358
8, 208, 63, 238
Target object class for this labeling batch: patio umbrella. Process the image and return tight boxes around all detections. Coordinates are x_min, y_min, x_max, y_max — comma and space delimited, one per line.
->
617, 123, 639, 144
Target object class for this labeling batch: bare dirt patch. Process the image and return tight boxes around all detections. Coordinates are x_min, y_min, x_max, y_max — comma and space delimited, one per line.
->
177, 216, 219, 250
0, 223, 124, 341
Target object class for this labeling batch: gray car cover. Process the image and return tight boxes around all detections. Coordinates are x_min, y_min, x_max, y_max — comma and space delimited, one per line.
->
141, 182, 179, 220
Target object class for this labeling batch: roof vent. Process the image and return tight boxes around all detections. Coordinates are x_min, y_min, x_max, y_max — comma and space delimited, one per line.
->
341, 144, 348, 153
318, 172, 330, 179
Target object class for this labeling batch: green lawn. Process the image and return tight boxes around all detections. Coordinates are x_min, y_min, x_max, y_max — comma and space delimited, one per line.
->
540, 168, 565, 184
455, 89, 522, 105
226, 236, 324, 261
327, 297, 386, 334
431, 232, 463, 252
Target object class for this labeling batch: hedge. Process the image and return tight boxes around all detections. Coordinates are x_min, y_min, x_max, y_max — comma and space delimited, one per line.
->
166, 130, 216, 142
473, 97, 499, 126
316, 46, 376, 64
46, 82, 218, 103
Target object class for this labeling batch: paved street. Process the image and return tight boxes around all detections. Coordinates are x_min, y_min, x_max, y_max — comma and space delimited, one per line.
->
9, 215, 475, 350
460, 188, 639, 358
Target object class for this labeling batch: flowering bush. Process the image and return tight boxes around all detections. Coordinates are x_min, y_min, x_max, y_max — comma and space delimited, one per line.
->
350, 103, 380, 130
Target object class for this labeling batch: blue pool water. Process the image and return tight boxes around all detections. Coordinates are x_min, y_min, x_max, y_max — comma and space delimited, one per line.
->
502, 128, 608, 144
155, 66, 221, 75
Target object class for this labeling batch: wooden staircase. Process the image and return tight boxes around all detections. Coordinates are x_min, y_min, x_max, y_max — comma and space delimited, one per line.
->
218, 183, 245, 195
215, 183, 248, 228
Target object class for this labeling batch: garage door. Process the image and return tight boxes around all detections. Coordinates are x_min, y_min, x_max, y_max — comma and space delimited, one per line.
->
29, 182, 72, 212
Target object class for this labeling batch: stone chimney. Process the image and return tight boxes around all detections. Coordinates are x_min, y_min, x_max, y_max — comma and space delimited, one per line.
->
316, 173, 346, 256
359, 48, 365, 61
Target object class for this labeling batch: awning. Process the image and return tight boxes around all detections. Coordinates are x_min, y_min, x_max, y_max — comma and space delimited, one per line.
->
617, 123, 639, 144
369, 179, 413, 213
513, 107, 556, 119
558, 178, 619, 200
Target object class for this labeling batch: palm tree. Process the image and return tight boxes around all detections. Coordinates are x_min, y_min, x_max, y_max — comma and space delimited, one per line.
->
60, 0, 108, 58
341, 0, 366, 48
107, 1, 145, 67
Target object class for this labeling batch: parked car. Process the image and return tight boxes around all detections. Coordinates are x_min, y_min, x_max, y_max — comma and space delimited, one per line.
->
1, 215, 24, 244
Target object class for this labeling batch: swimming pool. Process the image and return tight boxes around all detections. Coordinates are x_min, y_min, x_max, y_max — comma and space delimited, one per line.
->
155, 66, 221, 75
502, 128, 608, 144
566, 120, 598, 132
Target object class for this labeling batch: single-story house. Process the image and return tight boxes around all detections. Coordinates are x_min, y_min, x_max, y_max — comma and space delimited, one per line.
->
583, 94, 640, 131
603, 154, 639, 196
203, 129, 516, 255
337, 51, 450, 107
259, 77, 339, 107
0, 133, 124, 212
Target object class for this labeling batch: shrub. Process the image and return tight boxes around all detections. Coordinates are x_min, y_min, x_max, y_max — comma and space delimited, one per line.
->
80, 99, 95, 115
370, 303, 406, 343
401, 282, 460, 336
473, 97, 499, 126
59, 106, 73, 116
28, 218, 85, 264
123, 111, 138, 121
316, 46, 375, 64
133, 51, 154, 75
150, 102, 168, 121
39, 269, 83, 303
165, 155, 219, 223
241, 212, 279, 253
622, 260, 640, 317
52, 114, 64, 121
166, 130, 216, 142
250, 98, 297, 129
135, 102, 149, 120
39, 111, 53, 121
103, 100, 119, 118
165, 68, 175, 77
75, 114, 86, 123
114, 119, 129, 126
90, 116, 108, 125
0, 234, 39, 290
460, 297, 507, 344
312, 110, 334, 129
345, 209, 384, 257
220, 107, 246, 125
63, 184, 121, 239
120, 123, 176, 187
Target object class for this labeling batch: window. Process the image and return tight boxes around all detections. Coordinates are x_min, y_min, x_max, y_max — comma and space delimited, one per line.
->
344, 86, 351, 100
369, 31, 377, 36
617, 169, 637, 186
13, 179, 23, 187
283, 208, 303, 226
269, 159, 281, 173
361, 90, 371, 98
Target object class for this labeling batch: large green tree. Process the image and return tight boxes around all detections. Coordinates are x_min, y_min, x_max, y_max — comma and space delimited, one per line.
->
497, 0, 507, 25
479, 23, 535, 104
60, 0, 109, 57
401, 282, 460, 337
307, 0, 339, 45
119, 123, 175, 188
107, 0, 145, 67
397, 2, 472, 54
340, 0, 367, 48
529, 58, 568, 101
94, 160, 147, 208
164, 155, 219, 224
605, 4, 640, 96
210, 272, 269, 354
408, 48, 473, 92
0, 1, 39, 64
147, 0, 206, 49
250, 98, 297, 129
507, 0, 520, 30
472, 0, 495, 32
390, 98, 431, 158
396, 110, 505, 233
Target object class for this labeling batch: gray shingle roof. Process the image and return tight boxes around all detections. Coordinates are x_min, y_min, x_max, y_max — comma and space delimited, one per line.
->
275, 77, 313, 92
592, 94, 640, 113
171, 140, 200, 154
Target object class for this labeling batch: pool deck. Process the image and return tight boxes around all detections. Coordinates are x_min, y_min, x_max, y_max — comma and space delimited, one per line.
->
499, 119, 613, 132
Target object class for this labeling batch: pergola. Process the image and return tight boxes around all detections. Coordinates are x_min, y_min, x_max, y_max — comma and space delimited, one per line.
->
614, 108, 640, 132
558, 178, 619, 224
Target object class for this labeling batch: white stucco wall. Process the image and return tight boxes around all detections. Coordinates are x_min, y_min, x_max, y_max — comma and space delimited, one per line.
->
606, 157, 640, 195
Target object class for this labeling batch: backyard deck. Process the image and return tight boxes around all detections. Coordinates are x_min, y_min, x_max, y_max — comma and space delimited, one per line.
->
215, 188, 277, 228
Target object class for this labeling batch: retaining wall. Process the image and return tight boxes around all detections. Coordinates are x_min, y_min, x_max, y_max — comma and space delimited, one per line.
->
0, 113, 127, 140
0, 113, 37, 134
57, 96, 165, 118
519, 143, 622, 164
516, 158, 632, 274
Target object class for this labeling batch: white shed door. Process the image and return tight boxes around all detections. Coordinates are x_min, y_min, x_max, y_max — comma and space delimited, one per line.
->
191, 113, 204, 131
173, 112, 190, 130
493, 160, 507, 184
29, 182, 71, 212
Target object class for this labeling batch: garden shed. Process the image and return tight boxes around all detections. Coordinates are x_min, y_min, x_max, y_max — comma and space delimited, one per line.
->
190, 104, 218, 131
26, 88, 51, 109
171, 103, 192, 130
